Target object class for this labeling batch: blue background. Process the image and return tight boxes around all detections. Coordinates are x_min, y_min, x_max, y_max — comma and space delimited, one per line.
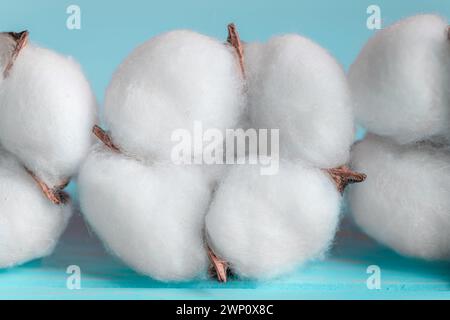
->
1, 0, 450, 300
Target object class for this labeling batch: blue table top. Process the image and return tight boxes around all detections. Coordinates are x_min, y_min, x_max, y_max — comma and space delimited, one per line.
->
1, 204, 449, 300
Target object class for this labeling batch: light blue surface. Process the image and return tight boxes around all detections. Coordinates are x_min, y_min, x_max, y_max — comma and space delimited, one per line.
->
1, 0, 450, 300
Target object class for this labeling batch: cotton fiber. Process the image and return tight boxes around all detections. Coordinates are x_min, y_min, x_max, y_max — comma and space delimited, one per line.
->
244, 35, 354, 168
0, 150, 71, 268
104, 30, 245, 162
79, 29, 246, 281
205, 160, 341, 279
0, 32, 97, 186
78, 145, 211, 281
349, 134, 450, 260
0, 31, 97, 268
348, 14, 450, 144
80, 25, 363, 282
204, 30, 362, 281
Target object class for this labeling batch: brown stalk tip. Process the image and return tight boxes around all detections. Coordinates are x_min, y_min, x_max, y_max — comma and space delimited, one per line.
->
227, 23, 245, 78
207, 247, 229, 283
3, 30, 29, 78
447, 25, 450, 40
25, 168, 69, 205
92, 125, 120, 153
326, 165, 367, 194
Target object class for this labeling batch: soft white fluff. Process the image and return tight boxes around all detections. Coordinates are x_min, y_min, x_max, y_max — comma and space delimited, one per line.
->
0, 41, 97, 186
349, 134, 450, 260
244, 35, 354, 168
104, 30, 245, 162
78, 145, 211, 281
349, 14, 450, 144
0, 151, 71, 268
205, 159, 341, 279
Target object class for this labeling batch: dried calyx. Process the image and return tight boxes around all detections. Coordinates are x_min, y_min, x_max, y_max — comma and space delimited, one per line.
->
92, 23, 366, 283
2, 31, 29, 78
1, 31, 69, 205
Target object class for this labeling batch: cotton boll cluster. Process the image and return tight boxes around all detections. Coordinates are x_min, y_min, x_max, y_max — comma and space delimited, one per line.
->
78, 29, 245, 281
206, 160, 341, 279
350, 135, 450, 259
349, 14, 450, 145
79, 146, 211, 281
0, 150, 72, 268
104, 30, 245, 162
348, 14, 450, 260
0, 31, 97, 267
244, 35, 354, 168
0, 34, 97, 186
205, 31, 363, 280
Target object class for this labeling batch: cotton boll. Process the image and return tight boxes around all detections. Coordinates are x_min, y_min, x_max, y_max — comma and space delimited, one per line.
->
349, 14, 450, 144
0, 151, 71, 268
0, 39, 97, 186
244, 36, 354, 169
78, 145, 211, 281
205, 159, 341, 279
104, 30, 245, 162
349, 134, 450, 260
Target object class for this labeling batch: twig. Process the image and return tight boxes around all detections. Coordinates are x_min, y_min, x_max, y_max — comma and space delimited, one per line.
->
227, 23, 245, 78
207, 247, 229, 283
326, 166, 367, 194
3, 30, 29, 78
92, 125, 121, 153
25, 168, 69, 205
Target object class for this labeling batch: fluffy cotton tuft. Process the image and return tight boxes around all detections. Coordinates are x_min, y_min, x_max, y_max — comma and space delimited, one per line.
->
349, 134, 450, 260
78, 145, 211, 281
205, 160, 341, 279
104, 30, 245, 162
349, 14, 450, 144
0, 151, 71, 268
0, 42, 97, 186
244, 35, 354, 168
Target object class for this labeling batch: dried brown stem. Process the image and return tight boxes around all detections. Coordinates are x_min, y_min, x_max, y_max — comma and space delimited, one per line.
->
207, 247, 229, 283
25, 168, 69, 205
3, 30, 29, 78
326, 166, 366, 194
227, 23, 246, 78
93, 125, 121, 153
447, 25, 450, 40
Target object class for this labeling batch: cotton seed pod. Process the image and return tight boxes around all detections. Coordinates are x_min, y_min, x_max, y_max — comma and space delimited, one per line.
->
0, 31, 96, 267
0, 150, 71, 268
104, 29, 245, 162
349, 134, 450, 260
205, 28, 364, 281
205, 159, 341, 279
348, 14, 450, 144
80, 28, 246, 281
244, 35, 354, 169
78, 145, 211, 281
0, 31, 97, 187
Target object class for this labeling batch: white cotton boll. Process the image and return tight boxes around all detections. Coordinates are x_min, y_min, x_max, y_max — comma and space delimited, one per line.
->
349, 134, 450, 260
348, 14, 450, 144
244, 35, 354, 169
104, 30, 245, 162
0, 151, 71, 268
205, 159, 341, 279
78, 145, 211, 281
0, 42, 97, 186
